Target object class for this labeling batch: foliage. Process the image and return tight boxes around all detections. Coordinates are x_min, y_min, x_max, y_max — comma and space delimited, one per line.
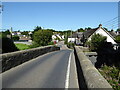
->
115, 35, 120, 42
48, 41, 54, 45
67, 42, 75, 49
86, 34, 107, 51
12, 35, 20, 41
85, 27, 91, 30
98, 65, 120, 90
1, 30, 11, 37
77, 28, 85, 32
117, 29, 120, 31
33, 30, 53, 46
21, 31, 29, 35
29, 42, 40, 48
1, 37, 18, 53
33, 26, 42, 33
15, 43, 31, 50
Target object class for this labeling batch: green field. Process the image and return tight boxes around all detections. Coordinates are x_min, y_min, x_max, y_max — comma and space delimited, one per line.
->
15, 43, 31, 50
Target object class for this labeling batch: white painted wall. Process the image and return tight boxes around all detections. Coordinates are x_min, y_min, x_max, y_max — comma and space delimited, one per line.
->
52, 35, 57, 40
88, 28, 117, 44
68, 38, 76, 42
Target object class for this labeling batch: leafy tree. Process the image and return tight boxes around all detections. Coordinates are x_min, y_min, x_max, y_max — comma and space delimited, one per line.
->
0, 37, 18, 53
115, 35, 120, 42
33, 30, 53, 46
2, 30, 11, 37
12, 35, 20, 41
117, 29, 120, 31
21, 31, 29, 35
77, 28, 85, 32
33, 26, 42, 33
85, 27, 91, 30
86, 34, 107, 51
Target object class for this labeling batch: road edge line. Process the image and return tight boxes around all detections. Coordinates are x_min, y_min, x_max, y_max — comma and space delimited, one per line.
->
65, 50, 73, 89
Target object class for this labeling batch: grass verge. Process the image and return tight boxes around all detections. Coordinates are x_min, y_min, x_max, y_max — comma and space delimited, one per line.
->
15, 43, 31, 50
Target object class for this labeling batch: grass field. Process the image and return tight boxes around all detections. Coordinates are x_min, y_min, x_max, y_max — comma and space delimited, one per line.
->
15, 43, 31, 50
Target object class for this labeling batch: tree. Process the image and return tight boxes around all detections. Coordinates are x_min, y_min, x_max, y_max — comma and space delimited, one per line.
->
12, 35, 20, 41
0, 37, 19, 53
21, 31, 29, 35
117, 29, 120, 31
77, 28, 85, 32
115, 35, 120, 42
33, 26, 42, 33
86, 34, 107, 51
33, 30, 53, 46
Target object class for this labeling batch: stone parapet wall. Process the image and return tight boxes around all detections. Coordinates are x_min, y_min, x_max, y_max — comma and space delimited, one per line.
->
0, 45, 60, 73
74, 46, 112, 89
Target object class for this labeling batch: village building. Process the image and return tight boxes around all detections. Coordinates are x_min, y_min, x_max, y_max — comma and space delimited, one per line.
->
83, 24, 117, 45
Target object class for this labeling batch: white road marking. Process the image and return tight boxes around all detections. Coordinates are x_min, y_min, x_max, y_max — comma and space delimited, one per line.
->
65, 50, 73, 89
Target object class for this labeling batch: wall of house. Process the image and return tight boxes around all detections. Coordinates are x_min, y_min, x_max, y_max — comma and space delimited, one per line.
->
68, 38, 76, 43
88, 28, 116, 44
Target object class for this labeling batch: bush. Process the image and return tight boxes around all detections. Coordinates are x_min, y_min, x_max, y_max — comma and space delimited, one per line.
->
67, 42, 75, 49
86, 34, 107, 51
12, 35, 20, 41
33, 30, 53, 46
115, 35, 120, 42
1, 37, 19, 53
98, 65, 120, 90
48, 41, 54, 45
29, 42, 40, 48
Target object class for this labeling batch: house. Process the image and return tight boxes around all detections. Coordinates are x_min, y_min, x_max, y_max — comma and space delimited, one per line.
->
68, 32, 83, 45
83, 24, 117, 45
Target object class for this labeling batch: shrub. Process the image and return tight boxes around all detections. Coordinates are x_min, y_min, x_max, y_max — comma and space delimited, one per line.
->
33, 30, 53, 46
12, 35, 20, 41
86, 34, 107, 51
29, 42, 40, 48
1, 37, 19, 53
67, 42, 75, 49
48, 41, 54, 45
115, 35, 120, 42
98, 65, 120, 90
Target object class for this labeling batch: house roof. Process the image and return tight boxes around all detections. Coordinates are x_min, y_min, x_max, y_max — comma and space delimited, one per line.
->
83, 24, 116, 40
83, 27, 99, 39
68, 32, 83, 38
108, 31, 117, 38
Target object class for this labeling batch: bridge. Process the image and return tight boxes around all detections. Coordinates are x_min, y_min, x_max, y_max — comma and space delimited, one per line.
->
0, 41, 112, 89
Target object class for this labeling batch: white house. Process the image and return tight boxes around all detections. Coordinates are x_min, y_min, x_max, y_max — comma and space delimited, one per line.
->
68, 32, 83, 44
83, 24, 117, 44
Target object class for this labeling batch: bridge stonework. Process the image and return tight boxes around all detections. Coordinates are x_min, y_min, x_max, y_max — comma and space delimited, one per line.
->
74, 46, 113, 89
0, 45, 60, 73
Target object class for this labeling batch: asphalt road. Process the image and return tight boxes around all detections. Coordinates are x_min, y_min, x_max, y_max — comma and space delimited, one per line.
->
2, 41, 79, 88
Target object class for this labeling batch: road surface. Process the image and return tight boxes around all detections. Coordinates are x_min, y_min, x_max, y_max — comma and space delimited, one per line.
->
2, 41, 79, 88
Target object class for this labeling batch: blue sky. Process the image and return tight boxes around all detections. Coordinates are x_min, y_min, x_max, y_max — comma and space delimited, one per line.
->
2, 2, 118, 31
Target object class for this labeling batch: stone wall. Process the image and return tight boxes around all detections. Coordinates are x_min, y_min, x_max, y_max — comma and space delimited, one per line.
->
0, 45, 60, 73
74, 46, 112, 89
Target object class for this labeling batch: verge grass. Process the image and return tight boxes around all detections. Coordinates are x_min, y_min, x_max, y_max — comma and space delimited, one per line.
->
15, 43, 31, 50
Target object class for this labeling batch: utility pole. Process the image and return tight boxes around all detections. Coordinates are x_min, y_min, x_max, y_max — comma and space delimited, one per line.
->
0, 1, 3, 14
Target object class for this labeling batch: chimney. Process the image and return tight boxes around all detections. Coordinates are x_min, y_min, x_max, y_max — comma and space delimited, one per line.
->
99, 24, 102, 28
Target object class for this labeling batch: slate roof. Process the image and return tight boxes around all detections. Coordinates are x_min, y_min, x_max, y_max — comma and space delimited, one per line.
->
108, 31, 117, 38
68, 32, 83, 38
83, 27, 99, 39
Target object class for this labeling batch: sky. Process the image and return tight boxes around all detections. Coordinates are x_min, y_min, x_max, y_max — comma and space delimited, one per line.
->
1, 2, 119, 31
